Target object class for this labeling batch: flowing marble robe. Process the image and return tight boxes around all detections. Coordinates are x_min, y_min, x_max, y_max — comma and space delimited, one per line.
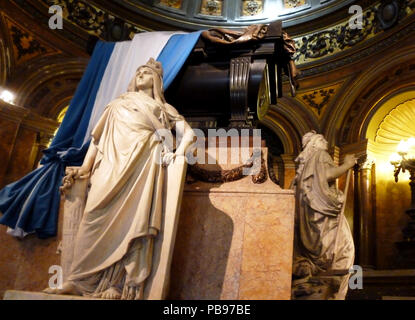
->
67, 90, 183, 295
293, 149, 354, 298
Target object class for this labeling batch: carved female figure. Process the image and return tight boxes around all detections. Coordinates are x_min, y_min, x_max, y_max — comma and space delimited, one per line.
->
45, 58, 194, 299
292, 131, 356, 299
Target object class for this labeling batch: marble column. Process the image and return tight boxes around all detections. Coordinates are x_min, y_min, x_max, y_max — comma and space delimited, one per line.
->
354, 159, 376, 269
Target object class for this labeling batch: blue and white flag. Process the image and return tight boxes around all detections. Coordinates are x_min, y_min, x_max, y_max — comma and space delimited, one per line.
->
0, 31, 202, 238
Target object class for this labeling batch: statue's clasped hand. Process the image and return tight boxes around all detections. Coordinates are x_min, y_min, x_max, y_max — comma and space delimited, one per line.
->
60, 167, 90, 194
162, 152, 176, 167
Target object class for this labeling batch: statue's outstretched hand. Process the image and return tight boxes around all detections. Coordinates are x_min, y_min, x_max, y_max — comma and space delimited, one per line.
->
344, 154, 357, 169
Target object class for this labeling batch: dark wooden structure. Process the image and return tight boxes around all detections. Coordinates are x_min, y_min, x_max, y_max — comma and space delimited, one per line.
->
165, 21, 295, 128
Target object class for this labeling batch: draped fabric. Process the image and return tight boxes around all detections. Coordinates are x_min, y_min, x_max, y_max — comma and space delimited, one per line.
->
84, 32, 181, 144
0, 41, 115, 238
157, 31, 202, 89
0, 31, 201, 238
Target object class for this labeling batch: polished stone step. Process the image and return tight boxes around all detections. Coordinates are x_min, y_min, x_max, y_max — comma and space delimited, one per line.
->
3, 290, 97, 300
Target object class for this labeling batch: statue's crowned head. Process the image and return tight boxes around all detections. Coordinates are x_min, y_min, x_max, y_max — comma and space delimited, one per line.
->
137, 58, 163, 79
301, 130, 328, 152
295, 131, 329, 175
127, 58, 166, 104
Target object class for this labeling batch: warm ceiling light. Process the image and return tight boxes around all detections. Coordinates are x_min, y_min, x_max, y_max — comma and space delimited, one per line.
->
389, 153, 401, 164
397, 139, 409, 154
0, 90, 15, 104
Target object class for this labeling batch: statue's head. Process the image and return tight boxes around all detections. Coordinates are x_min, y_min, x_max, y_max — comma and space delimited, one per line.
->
127, 58, 166, 104
302, 130, 328, 151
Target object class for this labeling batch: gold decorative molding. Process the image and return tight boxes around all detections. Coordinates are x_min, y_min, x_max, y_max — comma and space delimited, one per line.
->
293, 1, 415, 65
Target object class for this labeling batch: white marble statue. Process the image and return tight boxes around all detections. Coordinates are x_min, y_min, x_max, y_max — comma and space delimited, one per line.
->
44, 58, 194, 300
292, 131, 356, 300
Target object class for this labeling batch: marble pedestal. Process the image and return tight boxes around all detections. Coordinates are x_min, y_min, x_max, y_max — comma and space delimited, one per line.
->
169, 147, 295, 300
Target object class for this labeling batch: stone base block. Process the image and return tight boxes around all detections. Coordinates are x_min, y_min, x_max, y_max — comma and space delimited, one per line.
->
3, 290, 97, 300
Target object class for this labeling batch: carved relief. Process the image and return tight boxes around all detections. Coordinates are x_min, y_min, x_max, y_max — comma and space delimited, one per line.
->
284, 0, 306, 9
298, 83, 342, 118
241, 0, 263, 16
187, 151, 267, 184
159, 0, 183, 10
200, 0, 223, 16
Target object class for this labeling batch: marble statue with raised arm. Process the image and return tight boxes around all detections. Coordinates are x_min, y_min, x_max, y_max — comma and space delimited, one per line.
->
44, 58, 194, 300
291, 131, 356, 300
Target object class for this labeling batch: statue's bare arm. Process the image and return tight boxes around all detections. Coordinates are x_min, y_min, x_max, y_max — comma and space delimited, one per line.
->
175, 120, 195, 156
326, 154, 356, 182
60, 142, 98, 193
77, 141, 98, 177
162, 104, 195, 165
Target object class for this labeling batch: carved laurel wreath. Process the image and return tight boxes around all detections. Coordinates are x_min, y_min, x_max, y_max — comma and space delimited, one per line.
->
187, 151, 267, 184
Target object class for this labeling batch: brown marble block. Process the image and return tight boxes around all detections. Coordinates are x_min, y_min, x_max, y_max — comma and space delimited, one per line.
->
0, 199, 63, 298
169, 147, 295, 300
3, 127, 37, 186
0, 118, 20, 187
